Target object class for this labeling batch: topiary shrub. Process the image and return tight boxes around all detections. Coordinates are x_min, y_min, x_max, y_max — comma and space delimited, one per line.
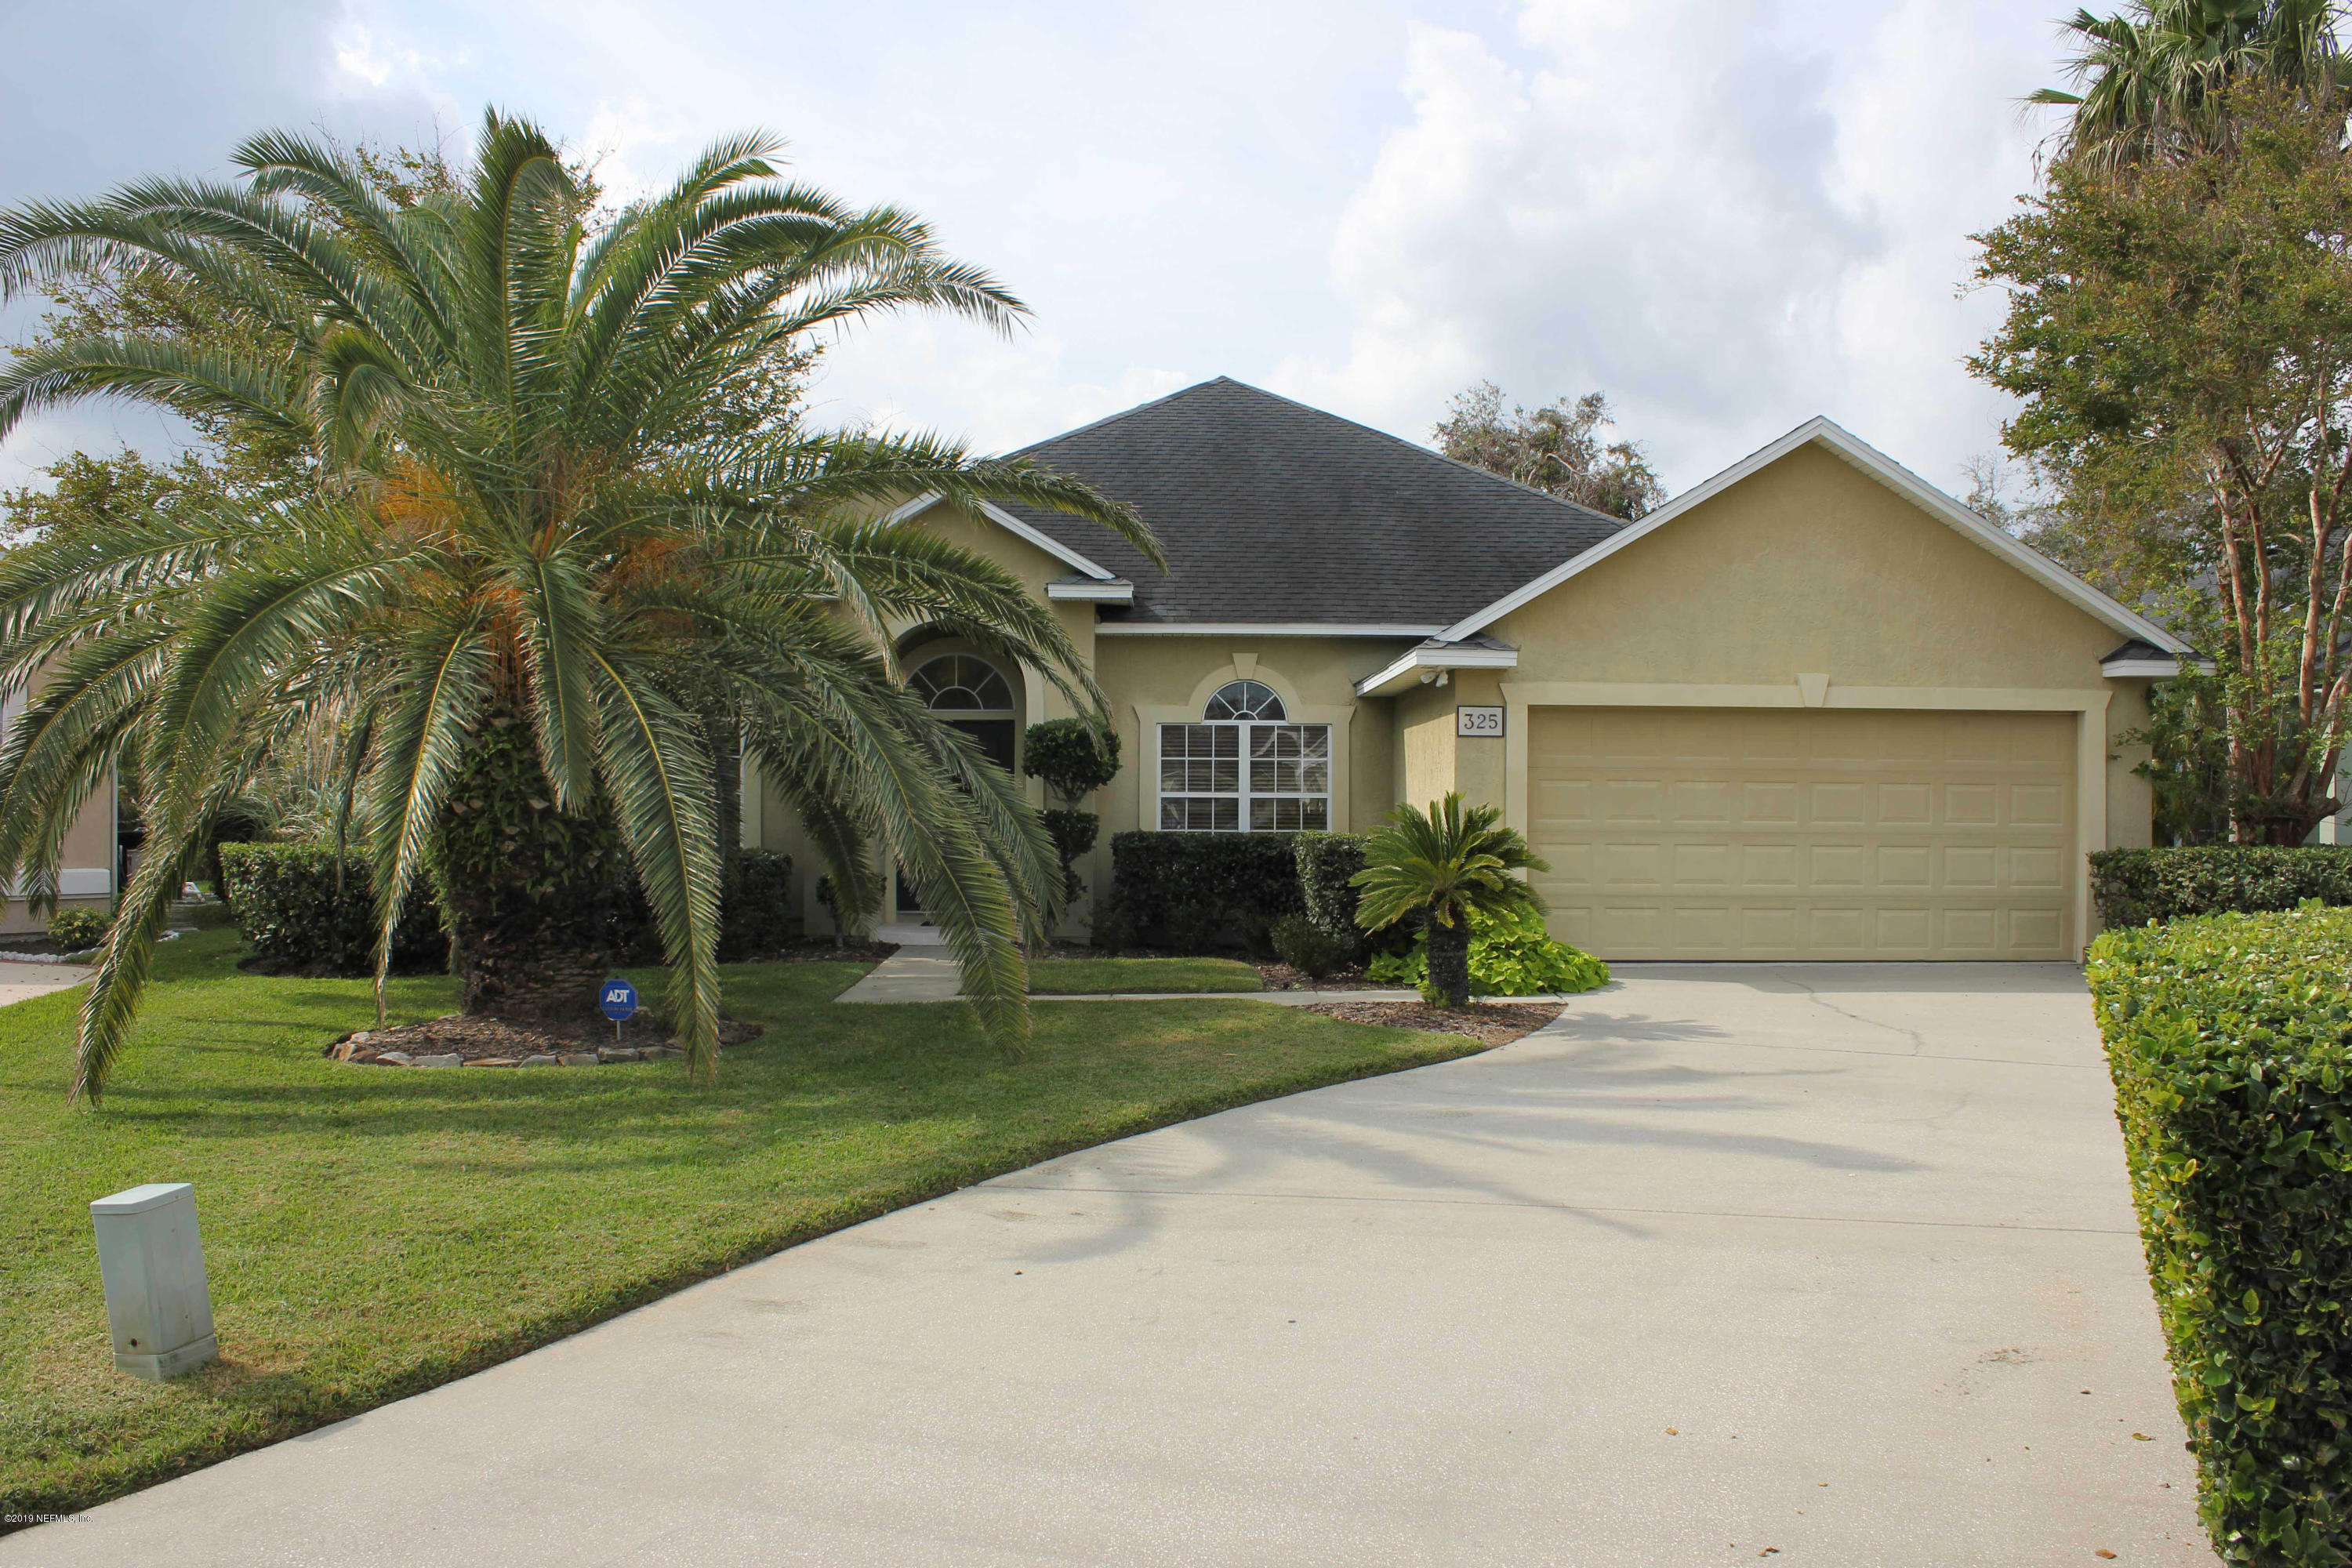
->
46, 906, 109, 953
720, 849, 793, 960
1367, 906, 1610, 1001
1270, 913, 1348, 979
1025, 720, 1120, 917
1022, 718, 1121, 802
218, 841, 446, 975
2085, 906, 2352, 1565
2089, 846, 2352, 927
1041, 808, 1099, 899
1104, 831, 1302, 953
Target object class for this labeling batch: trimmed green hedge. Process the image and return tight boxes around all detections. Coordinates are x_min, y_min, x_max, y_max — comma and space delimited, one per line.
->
1100, 831, 1303, 953
720, 849, 794, 960
2090, 847, 2352, 927
1294, 831, 1367, 941
218, 842, 446, 975
2086, 909, 2352, 1565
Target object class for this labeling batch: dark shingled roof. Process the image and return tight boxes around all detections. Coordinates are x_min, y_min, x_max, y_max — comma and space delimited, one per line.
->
992, 377, 1636, 628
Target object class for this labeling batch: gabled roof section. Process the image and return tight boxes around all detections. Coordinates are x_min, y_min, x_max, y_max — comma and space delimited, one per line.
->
982, 377, 1636, 627
1435, 416, 2196, 655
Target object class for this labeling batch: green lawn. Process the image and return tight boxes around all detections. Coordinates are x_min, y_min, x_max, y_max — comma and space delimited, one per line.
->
0, 929, 1479, 1520
1026, 955, 1263, 994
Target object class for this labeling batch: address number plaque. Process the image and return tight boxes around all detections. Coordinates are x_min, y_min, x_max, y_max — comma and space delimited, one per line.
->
1456, 705, 1504, 739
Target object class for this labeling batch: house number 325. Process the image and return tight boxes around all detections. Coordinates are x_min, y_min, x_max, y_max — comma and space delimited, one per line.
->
1455, 705, 1504, 738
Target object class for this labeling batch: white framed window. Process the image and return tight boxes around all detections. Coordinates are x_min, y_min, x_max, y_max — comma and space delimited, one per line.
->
1160, 680, 1330, 832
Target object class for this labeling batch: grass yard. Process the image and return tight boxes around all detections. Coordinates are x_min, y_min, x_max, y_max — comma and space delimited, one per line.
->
0, 928, 1481, 1522
1025, 954, 1262, 994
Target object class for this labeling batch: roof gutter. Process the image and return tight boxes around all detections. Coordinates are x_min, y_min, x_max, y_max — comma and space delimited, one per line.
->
1355, 638, 1521, 698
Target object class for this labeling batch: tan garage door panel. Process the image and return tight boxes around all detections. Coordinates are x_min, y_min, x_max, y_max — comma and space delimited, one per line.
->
1529, 707, 2074, 960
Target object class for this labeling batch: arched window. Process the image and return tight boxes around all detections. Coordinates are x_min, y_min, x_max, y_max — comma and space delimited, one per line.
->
909, 654, 1012, 713
1203, 680, 1286, 721
1160, 677, 1330, 833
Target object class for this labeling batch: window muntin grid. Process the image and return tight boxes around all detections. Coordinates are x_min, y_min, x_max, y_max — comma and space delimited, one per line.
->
1203, 680, 1286, 721
909, 654, 1013, 713
1159, 688, 1328, 833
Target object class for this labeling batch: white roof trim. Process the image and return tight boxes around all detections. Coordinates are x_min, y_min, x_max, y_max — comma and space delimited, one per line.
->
1356, 643, 1521, 698
1433, 416, 2195, 655
1046, 579, 1134, 603
884, 492, 1119, 582
2102, 654, 2212, 678
1094, 622, 1444, 638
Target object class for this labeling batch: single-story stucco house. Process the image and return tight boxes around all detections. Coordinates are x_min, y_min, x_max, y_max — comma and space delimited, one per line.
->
748, 376, 2196, 962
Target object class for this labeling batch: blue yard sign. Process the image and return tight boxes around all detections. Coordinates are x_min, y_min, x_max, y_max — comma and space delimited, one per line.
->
599, 978, 639, 1023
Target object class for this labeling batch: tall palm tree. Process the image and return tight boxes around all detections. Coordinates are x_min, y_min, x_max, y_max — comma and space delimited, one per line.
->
0, 111, 1159, 1104
1350, 793, 1548, 1009
2030, 0, 2350, 171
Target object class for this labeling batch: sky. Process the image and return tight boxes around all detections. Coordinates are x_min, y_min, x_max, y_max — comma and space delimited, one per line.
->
0, 0, 2080, 499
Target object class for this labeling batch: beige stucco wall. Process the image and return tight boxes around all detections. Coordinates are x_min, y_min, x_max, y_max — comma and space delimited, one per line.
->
753, 445, 2169, 949
1474, 441, 2161, 945
1090, 634, 1401, 907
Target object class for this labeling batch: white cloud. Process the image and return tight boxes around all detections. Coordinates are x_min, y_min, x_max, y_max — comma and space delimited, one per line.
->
1276, 0, 2053, 492
580, 96, 692, 209
807, 317, 1189, 454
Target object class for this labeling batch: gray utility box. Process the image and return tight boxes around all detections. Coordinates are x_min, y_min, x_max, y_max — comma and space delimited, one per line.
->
89, 1182, 218, 1380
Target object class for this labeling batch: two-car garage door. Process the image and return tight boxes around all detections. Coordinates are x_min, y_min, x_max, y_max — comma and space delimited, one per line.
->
1528, 706, 2075, 960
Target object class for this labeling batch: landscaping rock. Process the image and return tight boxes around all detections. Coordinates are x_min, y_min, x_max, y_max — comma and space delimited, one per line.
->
597, 1046, 641, 1063
517, 1054, 559, 1068
641, 1046, 683, 1061
557, 1052, 599, 1067
377, 1051, 414, 1066
328, 1040, 359, 1061
412, 1052, 463, 1069
466, 1057, 517, 1068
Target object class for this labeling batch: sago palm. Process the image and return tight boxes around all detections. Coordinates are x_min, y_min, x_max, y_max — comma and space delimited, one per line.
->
0, 110, 1159, 1103
1351, 793, 1548, 1009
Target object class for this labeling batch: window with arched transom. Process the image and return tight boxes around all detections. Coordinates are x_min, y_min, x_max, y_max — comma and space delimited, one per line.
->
909, 654, 1013, 714
1160, 679, 1330, 832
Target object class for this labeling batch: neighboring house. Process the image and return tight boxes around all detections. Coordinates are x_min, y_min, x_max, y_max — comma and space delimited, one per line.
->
750, 376, 2194, 961
0, 684, 116, 935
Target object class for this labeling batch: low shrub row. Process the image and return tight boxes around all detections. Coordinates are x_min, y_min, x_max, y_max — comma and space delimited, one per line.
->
1096, 831, 1305, 952
720, 849, 797, 960
218, 842, 446, 975
2085, 907, 2352, 1565
1364, 906, 1610, 1000
2090, 847, 2352, 927
1294, 831, 1368, 943
222, 842, 798, 976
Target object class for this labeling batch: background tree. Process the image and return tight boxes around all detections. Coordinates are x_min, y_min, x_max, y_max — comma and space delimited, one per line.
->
1350, 793, 1548, 1008
2030, 0, 2350, 172
1431, 382, 1664, 520
1973, 85, 2352, 842
0, 111, 1159, 1102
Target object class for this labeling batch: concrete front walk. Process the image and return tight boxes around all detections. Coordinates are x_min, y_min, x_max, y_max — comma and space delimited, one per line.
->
834, 926, 1428, 1005
7, 965, 2214, 1566
0, 957, 89, 1008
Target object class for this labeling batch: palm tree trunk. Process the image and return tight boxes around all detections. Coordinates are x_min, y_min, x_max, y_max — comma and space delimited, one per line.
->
436, 710, 633, 1022
1425, 916, 1472, 1009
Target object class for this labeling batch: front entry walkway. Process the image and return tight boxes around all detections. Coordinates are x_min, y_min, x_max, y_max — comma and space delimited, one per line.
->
5, 964, 2214, 1566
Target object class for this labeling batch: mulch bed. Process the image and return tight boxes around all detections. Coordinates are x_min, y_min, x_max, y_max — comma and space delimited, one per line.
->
746, 939, 899, 964
1254, 960, 1394, 992
329, 1011, 764, 1067
1299, 1000, 1563, 1047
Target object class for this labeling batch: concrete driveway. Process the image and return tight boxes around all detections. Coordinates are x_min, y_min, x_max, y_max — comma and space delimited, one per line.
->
6, 964, 2213, 1566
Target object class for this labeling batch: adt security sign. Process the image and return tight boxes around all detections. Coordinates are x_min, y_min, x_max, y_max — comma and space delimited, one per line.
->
599, 978, 639, 1023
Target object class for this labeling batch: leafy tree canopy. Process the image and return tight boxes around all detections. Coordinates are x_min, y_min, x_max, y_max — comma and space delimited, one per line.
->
1430, 382, 1664, 521
1972, 84, 2352, 841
